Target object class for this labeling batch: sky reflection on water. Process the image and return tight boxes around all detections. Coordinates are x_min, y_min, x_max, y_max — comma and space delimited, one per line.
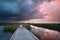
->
0, 26, 12, 40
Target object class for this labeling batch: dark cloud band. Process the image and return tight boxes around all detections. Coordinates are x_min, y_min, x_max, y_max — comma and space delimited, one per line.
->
0, 0, 52, 22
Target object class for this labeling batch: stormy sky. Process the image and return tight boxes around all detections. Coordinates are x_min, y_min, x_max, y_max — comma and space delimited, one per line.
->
0, 0, 60, 23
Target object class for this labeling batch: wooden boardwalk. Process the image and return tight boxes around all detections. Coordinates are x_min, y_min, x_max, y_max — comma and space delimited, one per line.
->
10, 25, 39, 40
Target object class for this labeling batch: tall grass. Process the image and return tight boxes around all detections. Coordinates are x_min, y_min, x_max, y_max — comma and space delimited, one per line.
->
0, 23, 31, 33
23, 24, 31, 30
3, 23, 19, 33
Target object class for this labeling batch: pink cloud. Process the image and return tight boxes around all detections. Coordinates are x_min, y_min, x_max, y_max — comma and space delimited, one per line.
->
19, 0, 60, 23
40, 0, 60, 22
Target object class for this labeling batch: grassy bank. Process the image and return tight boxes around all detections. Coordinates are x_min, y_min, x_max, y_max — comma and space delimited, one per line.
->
23, 24, 31, 30
4, 24, 19, 33
31, 24, 60, 32
0, 23, 20, 33
0, 23, 31, 33
0, 23, 60, 32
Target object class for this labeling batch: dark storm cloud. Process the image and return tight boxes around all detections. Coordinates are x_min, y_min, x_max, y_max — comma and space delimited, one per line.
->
32, 0, 52, 4
0, 0, 50, 22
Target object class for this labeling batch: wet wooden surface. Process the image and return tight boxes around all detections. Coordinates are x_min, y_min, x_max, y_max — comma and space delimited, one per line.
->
10, 25, 39, 40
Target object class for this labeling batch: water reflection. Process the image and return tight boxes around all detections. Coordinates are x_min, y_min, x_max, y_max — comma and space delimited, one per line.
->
0, 26, 12, 40
30, 25, 60, 40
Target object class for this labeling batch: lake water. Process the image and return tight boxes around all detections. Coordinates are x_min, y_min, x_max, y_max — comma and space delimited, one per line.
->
0, 26, 12, 40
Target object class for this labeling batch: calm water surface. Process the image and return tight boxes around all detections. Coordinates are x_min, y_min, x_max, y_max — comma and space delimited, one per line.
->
0, 26, 12, 40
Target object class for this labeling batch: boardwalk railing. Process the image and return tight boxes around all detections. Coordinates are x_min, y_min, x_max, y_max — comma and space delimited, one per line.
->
10, 25, 39, 40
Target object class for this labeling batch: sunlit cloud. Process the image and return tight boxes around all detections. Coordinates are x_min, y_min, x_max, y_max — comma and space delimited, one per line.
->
40, 0, 60, 22
19, 0, 60, 23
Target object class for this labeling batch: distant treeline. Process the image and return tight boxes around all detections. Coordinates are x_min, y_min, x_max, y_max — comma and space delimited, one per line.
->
31, 24, 60, 32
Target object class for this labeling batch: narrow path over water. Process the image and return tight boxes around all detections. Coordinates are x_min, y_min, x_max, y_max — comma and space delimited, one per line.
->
10, 25, 39, 40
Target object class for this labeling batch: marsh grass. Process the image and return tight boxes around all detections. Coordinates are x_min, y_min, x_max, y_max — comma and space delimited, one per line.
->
23, 24, 31, 30
0, 23, 31, 33
3, 23, 19, 33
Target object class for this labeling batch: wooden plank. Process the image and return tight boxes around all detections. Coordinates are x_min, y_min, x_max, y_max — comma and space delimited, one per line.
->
10, 25, 39, 40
